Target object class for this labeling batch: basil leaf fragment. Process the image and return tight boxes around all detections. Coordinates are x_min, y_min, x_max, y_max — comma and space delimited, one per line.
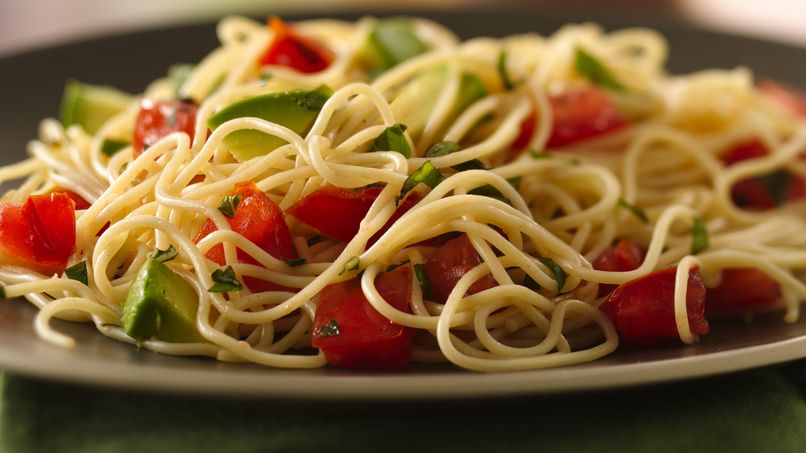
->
619, 198, 649, 224
529, 150, 550, 160
370, 123, 411, 158
284, 258, 307, 267
452, 159, 488, 172
425, 141, 460, 157
574, 47, 625, 92
691, 216, 709, 254
100, 138, 129, 157
150, 246, 178, 263
306, 235, 324, 247
755, 170, 792, 207
218, 194, 243, 218
396, 160, 444, 204
469, 177, 522, 203
65, 261, 89, 285
498, 50, 515, 91
413, 263, 432, 299
538, 257, 567, 293
315, 318, 340, 338
208, 266, 243, 292
341, 256, 361, 275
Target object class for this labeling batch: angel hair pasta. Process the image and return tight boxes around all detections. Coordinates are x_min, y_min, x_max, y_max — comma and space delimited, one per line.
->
1, 15, 805, 371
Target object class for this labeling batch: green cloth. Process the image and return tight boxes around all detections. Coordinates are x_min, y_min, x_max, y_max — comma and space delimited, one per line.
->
1, 361, 805, 453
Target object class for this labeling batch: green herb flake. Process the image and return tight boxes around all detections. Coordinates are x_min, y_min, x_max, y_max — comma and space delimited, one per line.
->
217, 194, 243, 218
314, 318, 340, 338
100, 138, 129, 157
208, 266, 244, 292
538, 257, 567, 293
618, 198, 649, 224
691, 216, 709, 254
522, 273, 541, 291
469, 177, 522, 203
341, 256, 361, 275
497, 49, 515, 91
65, 261, 88, 285
574, 47, 625, 92
150, 245, 178, 263
370, 123, 411, 158
284, 258, 307, 267
306, 235, 324, 247
452, 159, 488, 172
413, 263, 432, 299
754, 170, 792, 207
167, 64, 195, 95
396, 160, 444, 204
425, 141, 460, 157
529, 150, 550, 159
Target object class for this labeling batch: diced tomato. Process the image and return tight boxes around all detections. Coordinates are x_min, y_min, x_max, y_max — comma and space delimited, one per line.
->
424, 233, 497, 303
0, 193, 76, 275
259, 16, 333, 74
546, 87, 629, 148
287, 186, 420, 246
312, 266, 414, 368
133, 98, 198, 157
720, 139, 806, 210
192, 181, 297, 292
758, 79, 806, 118
706, 268, 781, 314
58, 189, 91, 210
593, 240, 645, 296
513, 108, 537, 150
599, 267, 708, 346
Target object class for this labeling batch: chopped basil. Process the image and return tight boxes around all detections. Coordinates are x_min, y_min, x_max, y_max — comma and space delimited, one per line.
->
469, 177, 522, 203
452, 159, 488, 172
497, 49, 515, 91
150, 245, 178, 263
413, 263, 432, 299
386, 262, 405, 272
217, 194, 243, 218
619, 198, 649, 224
208, 266, 243, 292
529, 150, 550, 159
538, 257, 567, 293
425, 141, 460, 157
303, 85, 333, 110
691, 216, 709, 254
306, 235, 324, 247
341, 256, 361, 275
396, 160, 444, 204
167, 64, 195, 96
284, 258, 307, 267
522, 273, 541, 291
755, 170, 792, 207
100, 138, 129, 157
315, 318, 340, 338
370, 123, 411, 158
65, 261, 88, 285
574, 47, 625, 92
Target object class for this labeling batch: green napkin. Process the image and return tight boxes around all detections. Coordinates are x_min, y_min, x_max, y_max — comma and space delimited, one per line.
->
2, 360, 804, 453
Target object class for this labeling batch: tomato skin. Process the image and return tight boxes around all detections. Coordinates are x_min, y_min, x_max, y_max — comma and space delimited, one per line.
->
706, 268, 781, 314
312, 267, 414, 368
192, 182, 297, 292
547, 87, 629, 148
424, 234, 497, 303
59, 190, 91, 210
259, 16, 333, 74
720, 139, 806, 210
133, 99, 198, 157
600, 267, 708, 346
513, 108, 537, 151
593, 240, 645, 296
0, 193, 76, 275
758, 79, 806, 118
287, 186, 420, 245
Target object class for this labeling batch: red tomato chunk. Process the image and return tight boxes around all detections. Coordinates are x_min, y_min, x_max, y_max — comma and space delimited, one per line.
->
547, 87, 629, 148
599, 267, 708, 346
260, 16, 333, 74
424, 233, 497, 303
706, 268, 781, 314
0, 193, 76, 275
133, 99, 198, 157
287, 186, 420, 246
193, 181, 297, 292
593, 239, 645, 296
312, 266, 414, 368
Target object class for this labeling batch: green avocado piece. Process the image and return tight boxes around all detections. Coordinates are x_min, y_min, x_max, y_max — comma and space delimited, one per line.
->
206, 85, 333, 162
360, 18, 428, 76
59, 79, 133, 134
390, 66, 488, 139
121, 258, 204, 343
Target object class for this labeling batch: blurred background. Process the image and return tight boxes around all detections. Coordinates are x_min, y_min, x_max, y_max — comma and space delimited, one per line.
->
2, 0, 806, 56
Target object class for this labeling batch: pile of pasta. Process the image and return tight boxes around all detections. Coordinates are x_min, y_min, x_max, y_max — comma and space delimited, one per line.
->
1, 15, 804, 372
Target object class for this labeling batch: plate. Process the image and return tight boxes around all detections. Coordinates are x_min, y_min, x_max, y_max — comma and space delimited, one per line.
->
0, 11, 805, 400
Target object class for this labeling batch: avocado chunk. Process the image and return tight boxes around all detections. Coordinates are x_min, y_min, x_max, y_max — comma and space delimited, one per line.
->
121, 258, 204, 343
60, 79, 133, 134
359, 18, 427, 76
390, 66, 488, 140
206, 85, 333, 162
